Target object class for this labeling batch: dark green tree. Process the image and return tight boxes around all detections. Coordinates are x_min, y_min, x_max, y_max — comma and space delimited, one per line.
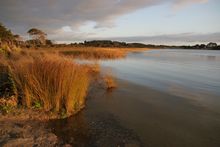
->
0, 23, 14, 44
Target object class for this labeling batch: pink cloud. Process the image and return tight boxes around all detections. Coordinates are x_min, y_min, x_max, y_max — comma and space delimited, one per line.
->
173, 0, 209, 10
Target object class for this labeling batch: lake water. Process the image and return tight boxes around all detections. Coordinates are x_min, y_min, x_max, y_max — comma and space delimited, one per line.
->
49, 49, 220, 147
101, 49, 220, 111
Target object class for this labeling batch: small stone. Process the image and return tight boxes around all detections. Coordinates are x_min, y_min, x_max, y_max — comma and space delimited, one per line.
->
3, 138, 34, 147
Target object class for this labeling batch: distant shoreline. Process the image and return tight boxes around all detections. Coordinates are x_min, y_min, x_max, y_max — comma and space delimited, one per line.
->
51, 40, 220, 50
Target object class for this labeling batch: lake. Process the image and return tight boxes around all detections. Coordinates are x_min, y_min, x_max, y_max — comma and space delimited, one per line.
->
49, 49, 220, 147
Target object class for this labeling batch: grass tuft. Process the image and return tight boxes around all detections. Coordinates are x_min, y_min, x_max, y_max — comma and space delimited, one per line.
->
6, 54, 90, 114
60, 47, 126, 60
103, 74, 117, 90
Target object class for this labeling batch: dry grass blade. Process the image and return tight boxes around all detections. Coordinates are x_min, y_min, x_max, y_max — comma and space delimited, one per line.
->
8, 54, 90, 114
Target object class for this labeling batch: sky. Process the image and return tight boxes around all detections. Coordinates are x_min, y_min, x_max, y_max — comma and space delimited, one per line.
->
0, 0, 220, 45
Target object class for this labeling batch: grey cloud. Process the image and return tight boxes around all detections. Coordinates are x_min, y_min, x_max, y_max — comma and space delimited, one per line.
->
173, 0, 208, 10
0, 0, 161, 32
0, 0, 210, 41
86, 33, 220, 45
51, 32, 220, 45
0, 1, 207, 28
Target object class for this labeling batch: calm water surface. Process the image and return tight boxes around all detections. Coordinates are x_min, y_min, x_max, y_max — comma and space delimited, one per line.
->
102, 49, 220, 94
49, 49, 220, 147
101, 49, 220, 110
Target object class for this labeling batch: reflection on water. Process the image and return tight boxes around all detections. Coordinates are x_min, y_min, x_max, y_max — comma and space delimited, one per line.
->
101, 49, 220, 110
49, 49, 220, 147
102, 49, 220, 95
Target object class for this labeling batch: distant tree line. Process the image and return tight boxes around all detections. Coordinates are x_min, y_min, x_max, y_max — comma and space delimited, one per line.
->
82, 40, 160, 48
152, 42, 220, 50
0, 22, 219, 50
81, 40, 220, 50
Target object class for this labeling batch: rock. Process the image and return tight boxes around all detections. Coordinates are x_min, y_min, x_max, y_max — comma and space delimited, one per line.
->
2, 138, 34, 147
35, 133, 58, 146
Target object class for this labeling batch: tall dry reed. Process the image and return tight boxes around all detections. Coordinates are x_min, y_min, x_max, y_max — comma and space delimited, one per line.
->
8, 54, 90, 114
60, 48, 126, 59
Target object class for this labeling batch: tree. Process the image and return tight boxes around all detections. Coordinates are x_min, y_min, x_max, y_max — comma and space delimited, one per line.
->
14, 34, 25, 47
27, 28, 47, 45
206, 42, 217, 49
14, 34, 22, 41
45, 39, 53, 46
0, 23, 14, 44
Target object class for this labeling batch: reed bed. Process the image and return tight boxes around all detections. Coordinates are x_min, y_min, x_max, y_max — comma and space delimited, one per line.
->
5, 54, 91, 114
59, 47, 126, 60
0, 46, 132, 116
23, 47, 150, 60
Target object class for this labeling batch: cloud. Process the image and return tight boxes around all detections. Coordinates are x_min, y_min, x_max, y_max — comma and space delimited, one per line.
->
61, 26, 73, 33
0, 0, 211, 42
88, 33, 220, 45
0, 0, 208, 29
0, 0, 160, 31
173, 0, 209, 10
51, 32, 220, 45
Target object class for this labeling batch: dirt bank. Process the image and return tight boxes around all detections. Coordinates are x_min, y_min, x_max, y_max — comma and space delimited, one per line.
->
0, 108, 72, 147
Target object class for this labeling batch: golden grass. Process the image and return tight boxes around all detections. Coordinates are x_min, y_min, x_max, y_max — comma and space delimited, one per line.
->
1, 46, 150, 115
103, 74, 117, 90
83, 62, 100, 74
60, 47, 126, 60
5, 53, 91, 114
22, 46, 151, 60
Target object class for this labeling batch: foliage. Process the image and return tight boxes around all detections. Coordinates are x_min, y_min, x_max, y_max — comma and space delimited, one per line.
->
33, 101, 42, 109
0, 64, 17, 98
0, 22, 23, 52
0, 23, 14, 43
0, 105, 12, 114
27, 28, 47, 45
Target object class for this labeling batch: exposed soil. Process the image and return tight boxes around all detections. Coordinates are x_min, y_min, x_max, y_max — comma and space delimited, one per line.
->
0, 108, 72, 147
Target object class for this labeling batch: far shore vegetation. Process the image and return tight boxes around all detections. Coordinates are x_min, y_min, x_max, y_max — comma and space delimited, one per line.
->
0, 22, 219, 118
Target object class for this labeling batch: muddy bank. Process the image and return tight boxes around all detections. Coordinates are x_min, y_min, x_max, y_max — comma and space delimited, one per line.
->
0, 108, 70, 147
0, 120, 58, 147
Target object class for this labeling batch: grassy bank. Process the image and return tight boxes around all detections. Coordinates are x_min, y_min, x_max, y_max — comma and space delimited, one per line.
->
0, 47, 146, 117
0, 48, 126, 116
33, 47, 150, 60
0, 51, 93, 116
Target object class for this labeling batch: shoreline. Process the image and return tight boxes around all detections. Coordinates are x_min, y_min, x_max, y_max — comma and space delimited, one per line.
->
48, 78, 220, 146
1, 77, 220, 146
1, 48, 220, 146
